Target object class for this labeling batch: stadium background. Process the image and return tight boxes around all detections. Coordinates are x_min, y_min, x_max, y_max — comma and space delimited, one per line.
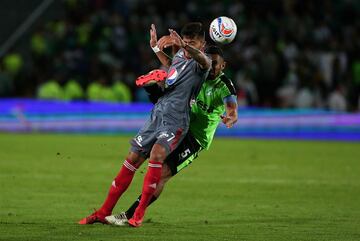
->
0, 0, 359, 139
0, 1, 360, 240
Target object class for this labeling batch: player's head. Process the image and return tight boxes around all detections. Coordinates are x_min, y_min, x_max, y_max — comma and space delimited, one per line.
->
181, 22, 206, 58
205, 45, 226, 80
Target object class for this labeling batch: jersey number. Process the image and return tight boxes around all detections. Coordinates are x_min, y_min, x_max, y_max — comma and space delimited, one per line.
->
180, 148, 191, 158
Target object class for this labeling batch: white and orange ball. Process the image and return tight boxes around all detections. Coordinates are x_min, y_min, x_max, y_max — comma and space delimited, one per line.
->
209, 16, 237, 44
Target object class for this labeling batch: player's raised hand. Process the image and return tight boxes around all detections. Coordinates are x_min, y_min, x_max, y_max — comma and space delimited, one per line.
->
169, 29, 186, 48
157, 35, 175, 50
150, 24, 158, 48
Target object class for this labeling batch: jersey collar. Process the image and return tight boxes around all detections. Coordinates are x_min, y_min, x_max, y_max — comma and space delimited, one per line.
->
207, 72, 224, 84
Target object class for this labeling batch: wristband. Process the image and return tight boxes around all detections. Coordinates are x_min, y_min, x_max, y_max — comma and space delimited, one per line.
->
152, 45, 160, 53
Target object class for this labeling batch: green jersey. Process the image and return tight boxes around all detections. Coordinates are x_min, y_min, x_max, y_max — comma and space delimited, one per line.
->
189, 73, 236, 149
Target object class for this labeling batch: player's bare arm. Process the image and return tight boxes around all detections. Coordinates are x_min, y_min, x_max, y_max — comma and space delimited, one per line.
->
221, 99, 238, 128
150, 24, 172, 68
169, 29, 211, 70
157, 36, 180, 57
157, 36, 178, 51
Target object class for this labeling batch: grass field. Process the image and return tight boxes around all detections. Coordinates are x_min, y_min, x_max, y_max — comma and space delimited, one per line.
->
0, 133, 359, 241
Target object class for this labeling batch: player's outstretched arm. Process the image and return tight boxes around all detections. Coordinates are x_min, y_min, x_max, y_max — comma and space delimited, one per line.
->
221, 96, 238, 128
169, 29, 211, 70
150, 24, 172, 68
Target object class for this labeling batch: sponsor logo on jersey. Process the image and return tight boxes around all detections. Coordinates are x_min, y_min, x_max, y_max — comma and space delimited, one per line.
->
166, 68, 178, 86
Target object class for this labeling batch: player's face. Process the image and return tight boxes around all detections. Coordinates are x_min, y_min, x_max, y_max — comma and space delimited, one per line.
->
182, 36, 205, 58
208, 54, 226, 80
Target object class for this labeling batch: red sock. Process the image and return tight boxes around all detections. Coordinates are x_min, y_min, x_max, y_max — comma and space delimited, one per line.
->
99, 160, 138, 216
133, 160, 163, 220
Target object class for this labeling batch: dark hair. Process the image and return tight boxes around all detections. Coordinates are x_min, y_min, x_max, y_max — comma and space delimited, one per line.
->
205, 45, 224, 58
180, 22, 205, 39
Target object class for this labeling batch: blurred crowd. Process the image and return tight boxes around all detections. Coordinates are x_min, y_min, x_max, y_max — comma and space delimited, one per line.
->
0, 0, 360, 111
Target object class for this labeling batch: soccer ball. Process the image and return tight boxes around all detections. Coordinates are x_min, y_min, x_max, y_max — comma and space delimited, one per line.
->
209, 16, 237, 44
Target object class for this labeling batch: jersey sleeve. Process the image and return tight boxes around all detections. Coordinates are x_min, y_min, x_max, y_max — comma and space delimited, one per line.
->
219, 75, 237, 100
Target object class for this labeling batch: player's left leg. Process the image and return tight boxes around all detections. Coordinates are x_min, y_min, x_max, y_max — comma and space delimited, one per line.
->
125, 132, 202, 219
128, 127, 188, 227
109, 132, 202, 226
127, 143, 167, 227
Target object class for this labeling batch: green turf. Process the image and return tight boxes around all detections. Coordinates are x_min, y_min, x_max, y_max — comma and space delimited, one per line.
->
0, 133, 360, 241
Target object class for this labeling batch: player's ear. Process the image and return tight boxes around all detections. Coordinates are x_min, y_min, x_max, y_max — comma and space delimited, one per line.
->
221, 61, 226, 70
201, 40, 206, 50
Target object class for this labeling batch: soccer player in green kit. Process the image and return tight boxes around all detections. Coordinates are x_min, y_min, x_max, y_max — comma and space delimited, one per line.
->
105, 45, 238, 226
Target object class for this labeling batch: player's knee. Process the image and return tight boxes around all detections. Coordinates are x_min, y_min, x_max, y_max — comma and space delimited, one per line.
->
126, 152, 145, 168
150, 144, 167, 163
